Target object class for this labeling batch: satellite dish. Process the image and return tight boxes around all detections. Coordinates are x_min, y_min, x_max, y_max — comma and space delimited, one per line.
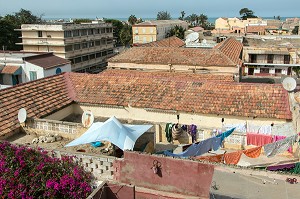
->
186, 32, 199, 43
18, 108, 27, 123
82, 110, 94, 127
282, 77, 297, 91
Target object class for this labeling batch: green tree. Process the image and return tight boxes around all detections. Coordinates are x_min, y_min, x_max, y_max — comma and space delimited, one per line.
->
239, 8, 257, 20
179, 11, 185, 20
157, 11, 171, 20
166, 25, 185, 39
120, 24, 132, 46
73, 18, 92, 24
104, 19, 124, 46
0, 9, 44, 50
198, 14, 208, 28
185, 14, 198, 26
292, 26, 299, 35
293, 67, 300, 78
128, 15, 137, 25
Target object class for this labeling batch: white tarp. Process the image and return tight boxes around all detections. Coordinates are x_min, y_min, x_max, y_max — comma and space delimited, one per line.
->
65, 116, 152, 151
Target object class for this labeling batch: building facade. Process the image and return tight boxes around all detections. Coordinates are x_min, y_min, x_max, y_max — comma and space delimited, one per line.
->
132, 20, 188, 44
16, 22, 115, 73
243, 37, 300, 76
0, 52, 70, 86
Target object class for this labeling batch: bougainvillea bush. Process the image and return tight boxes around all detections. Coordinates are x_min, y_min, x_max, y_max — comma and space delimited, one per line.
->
0, 142, 92, 198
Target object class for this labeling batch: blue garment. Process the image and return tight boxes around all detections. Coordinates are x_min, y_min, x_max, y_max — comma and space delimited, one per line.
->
163, 136, 222, 158
216, 128, 236, 142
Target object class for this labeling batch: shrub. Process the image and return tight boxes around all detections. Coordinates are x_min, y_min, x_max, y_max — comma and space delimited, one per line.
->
0, 142, 92, 198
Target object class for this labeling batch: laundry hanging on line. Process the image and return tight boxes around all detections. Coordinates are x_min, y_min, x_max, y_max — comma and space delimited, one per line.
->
164, 128, 235, 158
247, 123, 272, 135
246, 133, 273, 146
224, 123, 246, 133
264, 134, 298, 158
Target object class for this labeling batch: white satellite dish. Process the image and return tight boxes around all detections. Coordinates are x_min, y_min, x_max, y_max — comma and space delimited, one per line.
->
186, 32, 199, 43
18, 108, 27, 123
282, 77, 297, 91
82, 110, 94, 127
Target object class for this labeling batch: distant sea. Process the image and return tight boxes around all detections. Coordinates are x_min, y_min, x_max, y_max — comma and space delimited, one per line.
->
44, 17, 299, 24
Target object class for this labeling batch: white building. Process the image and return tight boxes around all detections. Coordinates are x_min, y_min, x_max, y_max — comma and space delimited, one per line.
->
15, 22, 114, 73
0, 52, 71, 86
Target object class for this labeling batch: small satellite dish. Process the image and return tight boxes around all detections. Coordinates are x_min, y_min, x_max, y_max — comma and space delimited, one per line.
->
282, 77, 297, 91
82, 110, 94, 127
186, 32, 199, 43
18, 108, 27, 123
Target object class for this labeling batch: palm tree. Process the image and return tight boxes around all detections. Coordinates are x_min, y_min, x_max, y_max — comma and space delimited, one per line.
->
198, 14, 208, 28
128, 15, 137, 25
179, 11, 185, 20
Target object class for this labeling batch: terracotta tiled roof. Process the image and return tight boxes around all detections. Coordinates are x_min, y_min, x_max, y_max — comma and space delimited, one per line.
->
0, 74, 73, 136
1, 66, 20, 74
246, 26, 278, 33
0, 70, 292, 136
24, 53, 70, 69
109, 38, 243, 67
68, 70, 291, 120
135, 36, 185, 48
214, 37, 243, 66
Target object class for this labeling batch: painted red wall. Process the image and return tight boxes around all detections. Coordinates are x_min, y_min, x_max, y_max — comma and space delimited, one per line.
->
114, 151, 214, 198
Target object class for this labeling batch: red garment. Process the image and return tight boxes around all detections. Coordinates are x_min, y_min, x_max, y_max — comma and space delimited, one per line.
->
243, 146, 262, 158
194, 154, 224, 163
247, 133, 273, 146
273, 135, 292, 153
224, 151, 243, 165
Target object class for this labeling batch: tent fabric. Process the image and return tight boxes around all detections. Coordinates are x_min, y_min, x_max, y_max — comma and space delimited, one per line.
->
65, 116, 152, 151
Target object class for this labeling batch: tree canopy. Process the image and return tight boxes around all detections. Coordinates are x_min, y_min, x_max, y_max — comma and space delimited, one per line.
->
157, 11, 171, 20
73, 18, 92, 24
166, 25, 185, 39
128, 15, 137, 25
0, 9, 44, 50
120, 24, 132, 46
104, 19, 124, 46
239, 8, 257, 20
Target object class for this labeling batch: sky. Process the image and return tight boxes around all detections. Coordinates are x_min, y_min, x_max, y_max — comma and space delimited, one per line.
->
0, 0, 300, 19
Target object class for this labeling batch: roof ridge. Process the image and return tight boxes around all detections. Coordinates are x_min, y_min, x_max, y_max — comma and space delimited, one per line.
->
63, 72, 78, 101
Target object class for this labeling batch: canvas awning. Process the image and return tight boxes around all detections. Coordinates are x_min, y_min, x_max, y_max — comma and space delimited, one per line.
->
65, 116, 152, 151
0, 66, 22, 75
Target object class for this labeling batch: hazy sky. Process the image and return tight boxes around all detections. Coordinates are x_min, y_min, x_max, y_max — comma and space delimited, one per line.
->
1, 0, 299, 19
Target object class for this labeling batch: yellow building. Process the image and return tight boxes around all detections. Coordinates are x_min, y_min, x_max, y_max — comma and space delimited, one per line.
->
132, 20, 188, 44
15, 22, 115, 73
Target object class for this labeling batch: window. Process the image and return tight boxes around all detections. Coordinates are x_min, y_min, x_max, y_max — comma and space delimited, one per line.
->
95, 29, 100, 34
95, 40, 101, 46
101, 28, 105, 34
135, 27, 138, 34
65, 45, 73, 52
88, 29, 94, 35
249, 54, 257, 63
102, 51, 107, 56
80, 29, 87, 36
82, 42, 88, 49
143, 37, 147, 43
73, 30, 80, 37
96, 52, 101, 58
267, 54, 274, 63
107, 49, 113, 54
284, 55, 290, 64
38, 31, 42, 37
135, 36, 139, 42
260, 68, 269, 74
29, 71, 37, 81
56, 68, 62, 74
64, 31, 72, 38
74, 57, 82, 63
89, 54, 95, 60
89, 41, 94, 47
74, 43, 81, 50
101, 39, 106, 45
82, 55, 89, 61
150, 28, 153, 33
107, 39, 113, 44
142, 28, 146, 33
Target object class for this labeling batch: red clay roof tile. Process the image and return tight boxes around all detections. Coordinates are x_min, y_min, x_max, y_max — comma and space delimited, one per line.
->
1, 66, 20, 74
135, 36, 185, 48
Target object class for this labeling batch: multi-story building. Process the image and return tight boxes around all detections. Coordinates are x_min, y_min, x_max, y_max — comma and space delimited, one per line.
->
243, 37, 300, 76
132, 20, 188, 44
15, 22, 115, 73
